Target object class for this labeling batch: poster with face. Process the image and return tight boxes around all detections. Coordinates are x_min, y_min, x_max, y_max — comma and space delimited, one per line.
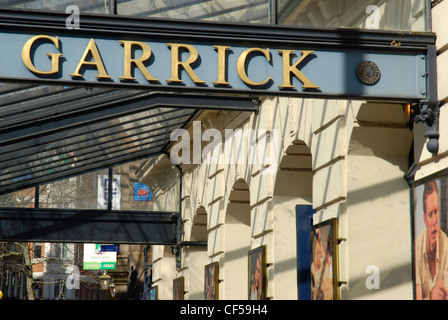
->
310, 218, 338, 300
248, 246, 267, 300
205, 262, 219, 300
173, 277, 184, 300
149, 286, 158, 300
413, 177, 448, 300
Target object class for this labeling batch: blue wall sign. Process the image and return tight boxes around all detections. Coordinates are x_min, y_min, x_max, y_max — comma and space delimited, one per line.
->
134, 183, 153, 201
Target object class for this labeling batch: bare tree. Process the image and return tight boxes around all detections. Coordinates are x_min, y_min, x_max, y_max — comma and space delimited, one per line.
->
0, 173, 102, 300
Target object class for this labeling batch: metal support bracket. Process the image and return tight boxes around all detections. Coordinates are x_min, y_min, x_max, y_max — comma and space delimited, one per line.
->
411, 44, 441, 155
412, 99, 440, 154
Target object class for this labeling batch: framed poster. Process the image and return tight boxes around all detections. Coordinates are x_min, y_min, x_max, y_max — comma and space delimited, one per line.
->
310, 218, 339, 300
173, 277, 185, 300
149, 286, 158, 300
413, 174, 448, 300
248, 245, 267, 300
204, 262, 219, 300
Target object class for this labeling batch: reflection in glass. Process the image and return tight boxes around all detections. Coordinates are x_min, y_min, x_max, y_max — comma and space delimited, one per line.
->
0, 0, 429, 31
117, 0, 271, 24
0, 187, 36, 208
0, 0, 111, 14
113, 159, 154, 211
39, 169, 108, 210
277, 0, 428, 31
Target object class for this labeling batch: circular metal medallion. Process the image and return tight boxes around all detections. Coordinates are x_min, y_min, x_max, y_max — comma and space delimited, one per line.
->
356, 60, 381, 85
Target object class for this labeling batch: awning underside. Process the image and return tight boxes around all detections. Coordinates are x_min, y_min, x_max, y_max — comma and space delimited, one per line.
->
0, 83, 258, 195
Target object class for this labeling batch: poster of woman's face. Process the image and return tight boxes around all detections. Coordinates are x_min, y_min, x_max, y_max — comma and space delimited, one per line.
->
149, 286, 158, 300
173, 277, 184, 300
413, 177, 448, 300
248, 246, 266, 300
205, 262, 219, 300
310, 219, 336, 300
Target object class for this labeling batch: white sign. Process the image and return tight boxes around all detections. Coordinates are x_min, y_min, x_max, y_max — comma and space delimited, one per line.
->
97, 175, 121, 210
83, 244, 117, 270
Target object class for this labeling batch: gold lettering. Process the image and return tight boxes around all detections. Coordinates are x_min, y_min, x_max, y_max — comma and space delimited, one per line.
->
278, 50, 319, 89
21, 35, 62, 75
166, 43, 205, 84
212, 45, 230, 85
118, 40, 158, 81
70, 38, 111, 79
237, 48, 271, 86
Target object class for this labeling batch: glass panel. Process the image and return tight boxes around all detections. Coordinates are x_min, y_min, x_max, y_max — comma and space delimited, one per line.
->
0, 187, 36, 208
39, 169, 108, 209
277, 0, 428, 32
112, 159, 154, 211
0, 0, 111, 14
34, 159, 156, 210
0, 0, 429, 31
117, 0, 271, 24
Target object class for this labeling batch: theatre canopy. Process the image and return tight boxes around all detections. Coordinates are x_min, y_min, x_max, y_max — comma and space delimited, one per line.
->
0, 8, 437, 244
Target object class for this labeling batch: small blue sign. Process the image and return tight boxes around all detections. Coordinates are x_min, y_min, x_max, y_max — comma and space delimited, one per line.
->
100, 244, 120, 252
134, 183, 153, 201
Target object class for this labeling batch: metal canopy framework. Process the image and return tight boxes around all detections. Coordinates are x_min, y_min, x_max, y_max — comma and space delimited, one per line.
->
0, 7, 437, 245
0, 82, 257, 243
0, 84, 258, 244
0, 84, 258, 194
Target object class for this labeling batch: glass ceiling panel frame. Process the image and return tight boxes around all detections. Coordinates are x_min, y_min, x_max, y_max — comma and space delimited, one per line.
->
0, 87, 258, 194
0, 0, 431, 32
0, 85, 258, 244
0, 5, 434, 245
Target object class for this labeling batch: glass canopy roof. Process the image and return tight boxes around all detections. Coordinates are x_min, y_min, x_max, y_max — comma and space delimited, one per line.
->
0, 83, 257, 194
0, 0, 431, 194
1, 0, 430, 31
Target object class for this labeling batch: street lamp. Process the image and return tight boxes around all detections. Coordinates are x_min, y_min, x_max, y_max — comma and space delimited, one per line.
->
99, 271, 111, 290
109, 281, 116, 298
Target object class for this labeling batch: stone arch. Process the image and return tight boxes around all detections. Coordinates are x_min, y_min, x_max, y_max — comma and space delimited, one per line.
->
183, 205, 209, 299
223, 179, 251, 300
345, 102, 413, 299
191, 205, 208, 242
150, 245, 177, 300
273, 139, 313, 299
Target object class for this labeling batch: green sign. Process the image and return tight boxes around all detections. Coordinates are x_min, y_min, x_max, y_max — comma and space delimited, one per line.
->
83, 244, 117, 270
83, 261, 116, 270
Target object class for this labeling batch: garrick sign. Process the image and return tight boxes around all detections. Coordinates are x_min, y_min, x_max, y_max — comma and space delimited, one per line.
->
22, 35, 320, 90
0, 9, 433, 102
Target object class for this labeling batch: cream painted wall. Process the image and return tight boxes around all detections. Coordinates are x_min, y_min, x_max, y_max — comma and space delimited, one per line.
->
146, 90, 415, 300
345, 126, 413, 299
183, 247, 209, 299
151, 245, 177, 300
138, 2, 448, 302
414, 0, 448, 181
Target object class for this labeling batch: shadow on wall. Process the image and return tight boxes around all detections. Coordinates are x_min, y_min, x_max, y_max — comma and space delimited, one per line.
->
344, 102, 414, 300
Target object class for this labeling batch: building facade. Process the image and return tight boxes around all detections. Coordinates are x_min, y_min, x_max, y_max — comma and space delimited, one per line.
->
137, 0, 448, 300
0, 0, 446, 300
